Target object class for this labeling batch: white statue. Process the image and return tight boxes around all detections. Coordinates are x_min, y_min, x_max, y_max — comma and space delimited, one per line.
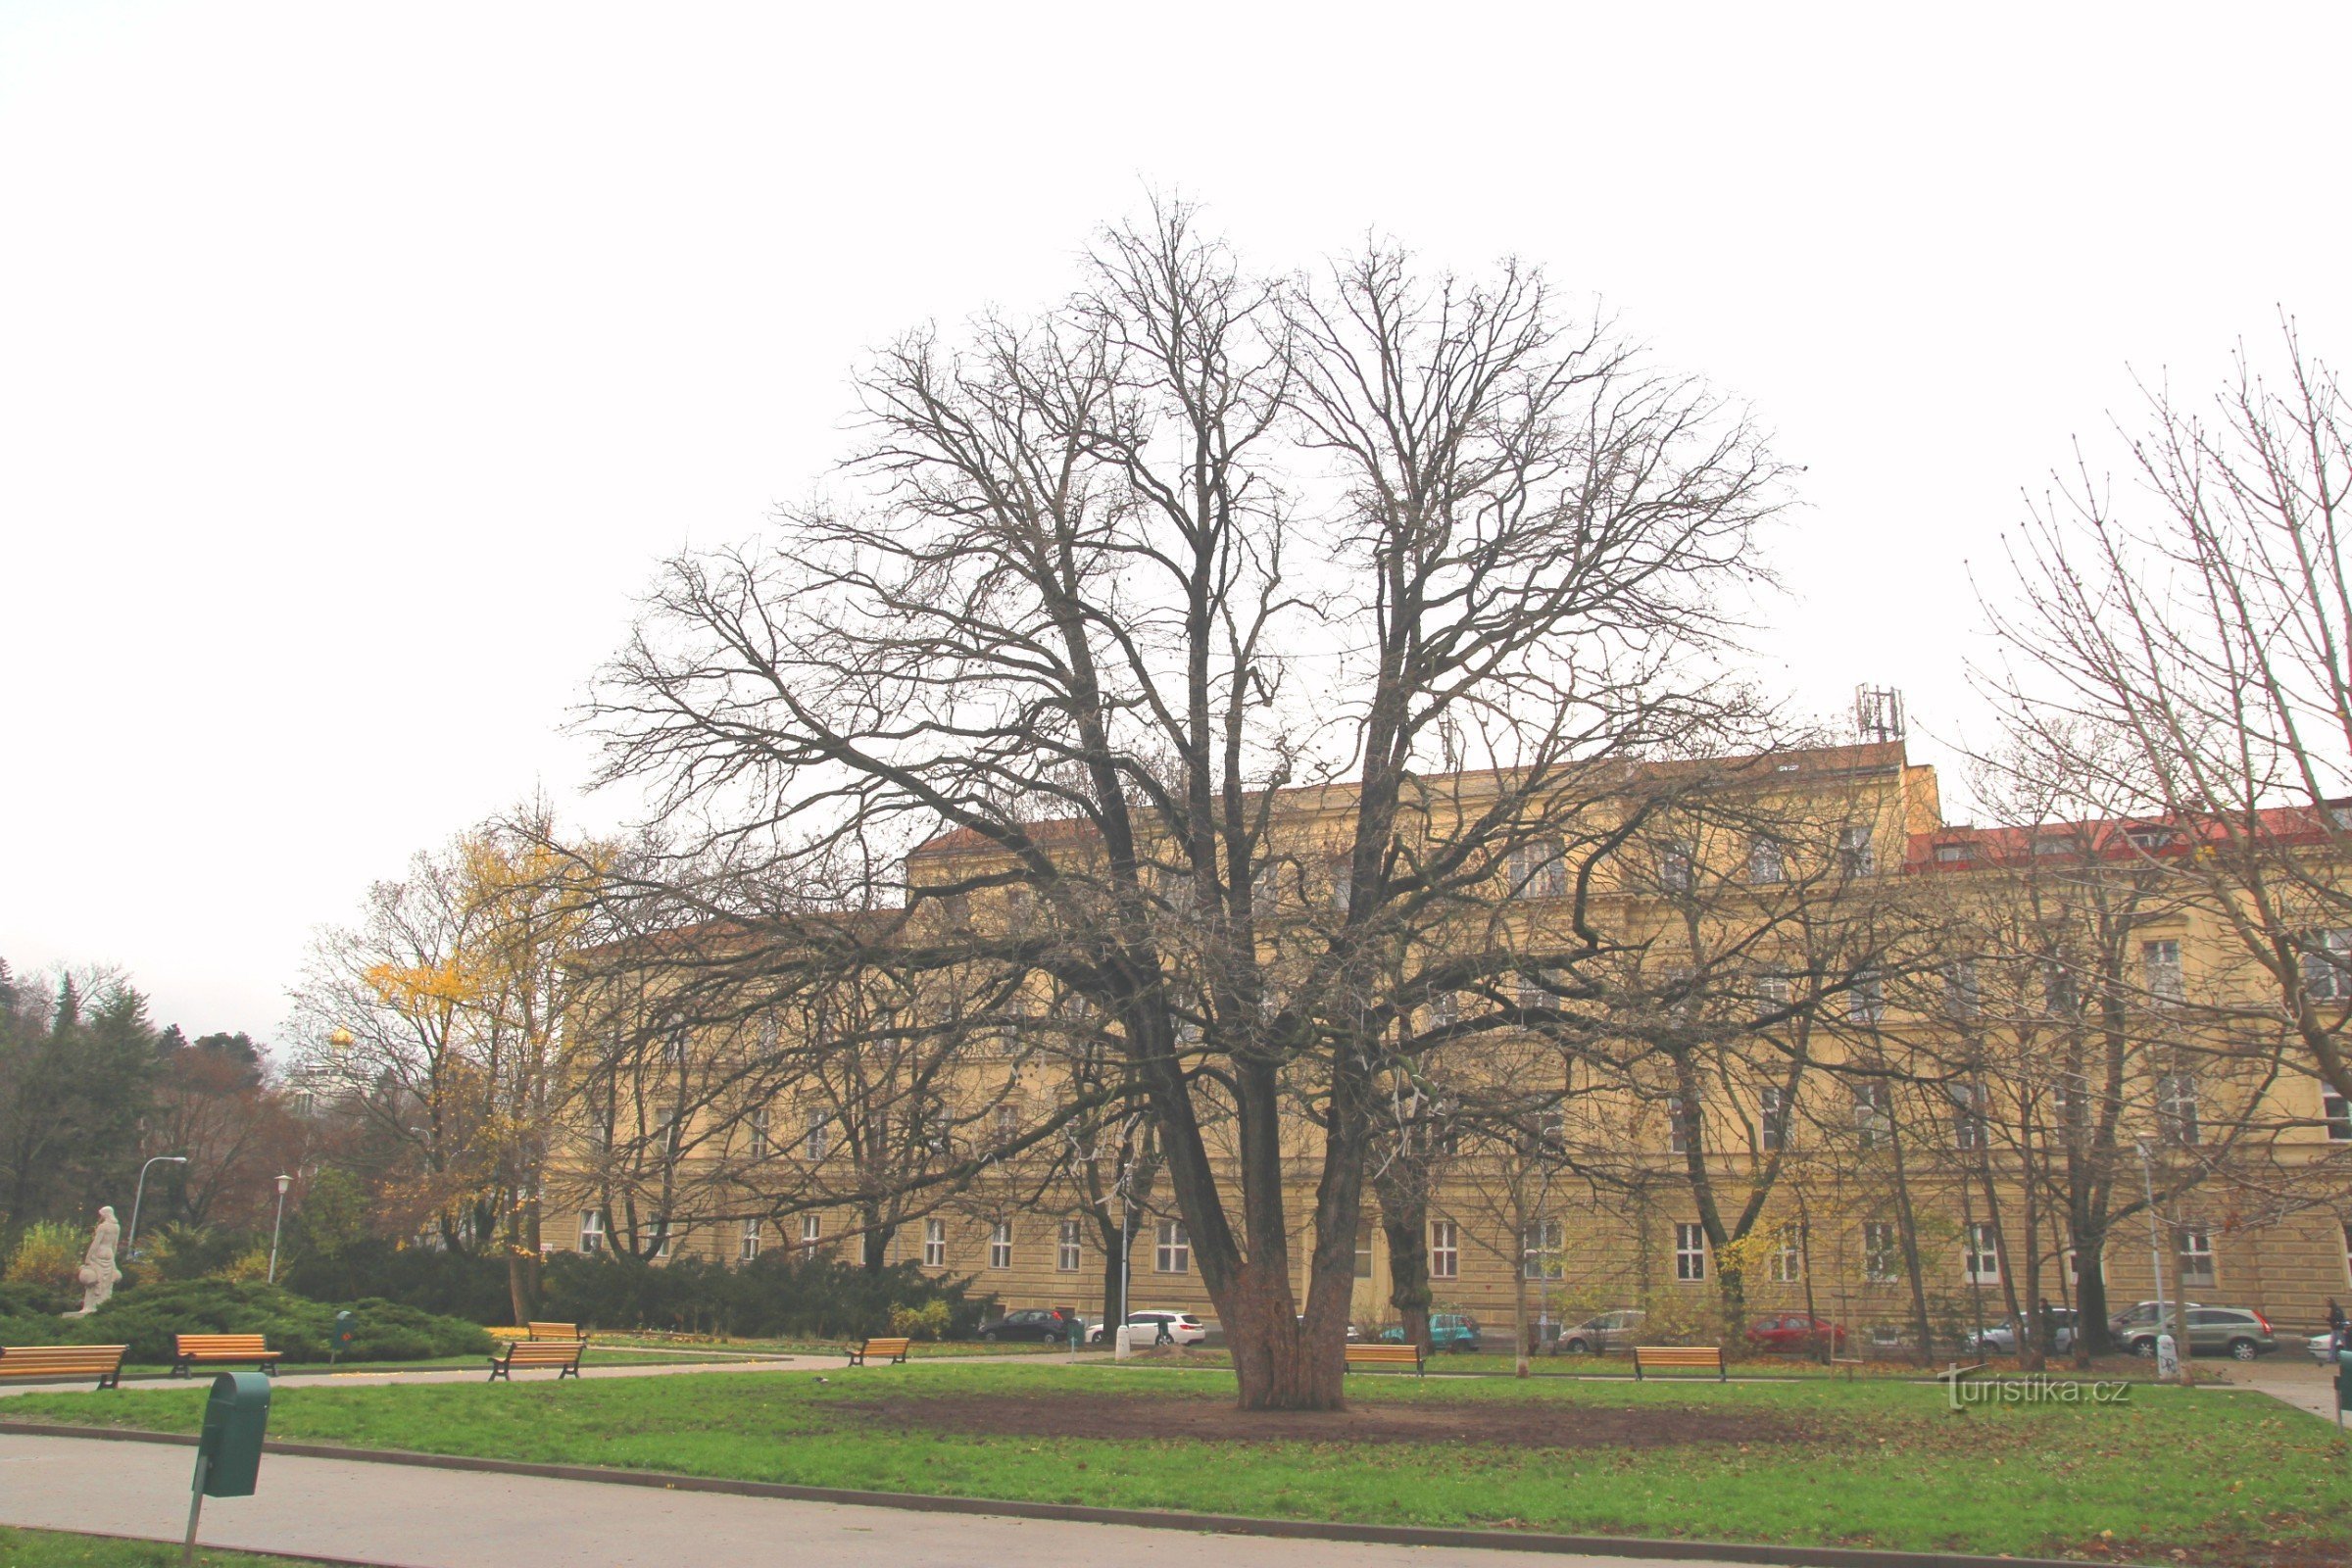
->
70, 1205, 122, 1316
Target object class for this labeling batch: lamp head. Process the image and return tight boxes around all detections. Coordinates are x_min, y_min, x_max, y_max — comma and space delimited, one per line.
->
274, 1174, 292, 1195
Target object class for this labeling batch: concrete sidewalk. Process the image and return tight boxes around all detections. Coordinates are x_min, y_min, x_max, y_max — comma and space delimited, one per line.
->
0, 1431, 1723, 1568
0, 1351, 836, 1397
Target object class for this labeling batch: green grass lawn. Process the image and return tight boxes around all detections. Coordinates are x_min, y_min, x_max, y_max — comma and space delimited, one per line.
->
4, 1362, 2341, 1564
0, 1525, 327, 1567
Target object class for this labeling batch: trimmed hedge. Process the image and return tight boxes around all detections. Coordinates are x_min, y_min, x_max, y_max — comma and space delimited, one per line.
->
538, 1250, 994, 1340
0, 1280, 491, 1364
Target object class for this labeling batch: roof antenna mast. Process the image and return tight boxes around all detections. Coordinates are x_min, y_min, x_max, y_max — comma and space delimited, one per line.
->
1854, 686, 1905, 744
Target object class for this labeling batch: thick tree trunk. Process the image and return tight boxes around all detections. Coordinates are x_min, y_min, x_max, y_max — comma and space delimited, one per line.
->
1220, 1259, 1346, 1410
1096, 1213, 1130, 1331
861, 1213, 895, 1274
505, 1192, 542, 1326
2072, 1238, 2110, 1363
1377, 1186, 1433, 1353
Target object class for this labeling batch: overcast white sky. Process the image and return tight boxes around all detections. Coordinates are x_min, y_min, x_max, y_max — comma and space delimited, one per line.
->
4, 2, 2346, 1050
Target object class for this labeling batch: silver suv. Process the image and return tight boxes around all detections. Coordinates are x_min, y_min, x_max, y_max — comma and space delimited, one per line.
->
1554, 1308, 1645, 1355
2118, 1305, 2278, 1361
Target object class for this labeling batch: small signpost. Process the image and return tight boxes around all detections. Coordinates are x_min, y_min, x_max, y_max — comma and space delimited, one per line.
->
185, 1371, 271, 1566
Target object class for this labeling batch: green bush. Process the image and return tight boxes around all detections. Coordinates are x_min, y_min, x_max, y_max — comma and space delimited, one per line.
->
0, 1280, 490, 1364
3, 1224, 85, 1302
541, 1250, 994, 1340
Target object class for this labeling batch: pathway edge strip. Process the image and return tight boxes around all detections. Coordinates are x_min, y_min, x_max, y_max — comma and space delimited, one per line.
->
0, 1419, 2115, 1568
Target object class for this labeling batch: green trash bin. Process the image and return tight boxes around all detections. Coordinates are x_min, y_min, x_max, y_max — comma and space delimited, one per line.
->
2334, 1348, 2352, 1419
332, 1310, 358, 1366
196, 1371, 272, 1497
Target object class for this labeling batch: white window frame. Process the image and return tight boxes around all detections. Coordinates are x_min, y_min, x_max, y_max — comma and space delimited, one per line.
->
1838, 825, 1875, 877
800, 1213, 821, 1257
1674, 1222, 1707, 1282
1155, 1219, 1191, 1274
1666, 1094, 1696, 1155
805, 1110, 829, 1161
739, 1218, 761, 1262
1522, 1218, 1565, 1281
1431, 1218, 1459, 1280
922, 1217, 945, 1268
1771, 1234, 1801, 1284
2177, 1225, 2216, 1288
1659, 841, 1694, 895
749, 1106, 771, 1159
1748, 837, 1786, 885
1057, 1218, 1082, 1272
2326, 1092, 2352, 1142
648, 1217, 674, 1259
988, 1220, 1012, 1269
1963, 1221, 1999, 1286
2157, 1073, 2201, 1147
1862, 1221, 1896, 1283
2141, 939, 2184, 1006
579, 1209, 605, 1254
1847, 970, 1886, 1023
1950, 1082, 1984, 1152
1853, 1081, 1893, 1148
1759, 1085, 1788, 1152
1509, 837, 1568, 900
2304, 928, 2352, 1002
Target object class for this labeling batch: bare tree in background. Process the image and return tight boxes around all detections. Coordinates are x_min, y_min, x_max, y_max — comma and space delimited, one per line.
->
1988, 323, 2352, 1105
590, 201, 1783, 1408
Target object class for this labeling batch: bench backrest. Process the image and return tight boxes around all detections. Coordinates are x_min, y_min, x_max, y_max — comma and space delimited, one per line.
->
503, 1339, 586, 1362
526, 1321, 581, 1339
1346, 1344, 1422, 1363
174, 1334, 273, 1355
860, 1337, 911, 1354
1633, 1345, 1724, 1365
0, 1345, 128, 1371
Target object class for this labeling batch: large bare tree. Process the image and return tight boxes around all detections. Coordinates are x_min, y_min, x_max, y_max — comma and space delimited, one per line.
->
590, 201, 1783, 1408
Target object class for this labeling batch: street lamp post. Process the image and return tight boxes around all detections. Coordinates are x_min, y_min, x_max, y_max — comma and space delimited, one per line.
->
2133, 1139, 2185, 1384
125, 1154, 188, 1259
267, 1174, 293, 1285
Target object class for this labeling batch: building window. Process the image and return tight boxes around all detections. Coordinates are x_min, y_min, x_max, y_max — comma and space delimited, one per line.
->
1326, 855, 1353, 915
1509, 837, 1568, 900
2342, 1220, 2352, 1286
1659, 841, 1694, 895
923, 1217, 946, 1268
1354, 1220, 1374, 1280
1853, 1082, 1893, 1149
749, 1106, 771, 1159
1748, 838, 1786, 885
989, 1220, 1012, 1269
1523, 1218, 1565, 1281
1846, 970, 1886, 1023
2142, 940, 2184, 1006
1667, 1094, 1698, 1154
1428, 989, 1460, 1028
1753, 970, 1792, 1021
663, 1027, 690, 1067
2327, 1093, 2351, 1142
1674, 1222, 1707, 1282
799, 1214, 821, 1257
1431, 1219, 1459, 1280
1863, 1221, 1896, 1283
1950, 1082, 1984, 1151
648, 1218, 673, 1259
1935, 843, 1970, 864
2177, 1225, 2216, 1288
1760, 1085, 1788, 1153
1838, 826, 1875, 877
1943, 960, 1982, 1018
1155, 1220, 1191, 1274
1057, 1218, 1082, 1272
1771, 1233, 1801, 1284
739, 1219, 761, 1262
579, 1210, 605, 1254
805, 1111, 829, 1161
2303, 929, 2352, 1002
995, 1103, 1018, 1141
1963, 1222, 1999, 1286
653, 1108, 680, 1157
2157, 1074, 2201, 1147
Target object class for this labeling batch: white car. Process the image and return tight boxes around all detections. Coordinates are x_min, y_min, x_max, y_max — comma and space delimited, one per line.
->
1092, 1310, 1207, 1346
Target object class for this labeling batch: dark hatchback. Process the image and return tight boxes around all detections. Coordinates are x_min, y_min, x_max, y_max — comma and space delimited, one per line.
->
977, 1307, 1085, 1343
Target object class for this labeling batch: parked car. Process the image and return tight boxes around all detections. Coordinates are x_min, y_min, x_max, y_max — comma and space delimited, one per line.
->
1379, 1313, 1483, 1352
2306, 1331, 2341, 1365
2108, 1300, 2202, 1339
2119, 1305, 2278, 1361
1744, 1313, 1846, 1354
1553, 1309, 1645, 1355
1089, 1310, 1207, 1346
1295, 1316, 1361, 1342
977, 1307, 1085, 1343
1963, 1308, 2078, 1355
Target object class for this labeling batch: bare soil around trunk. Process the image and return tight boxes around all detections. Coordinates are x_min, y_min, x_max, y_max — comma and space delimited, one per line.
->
828, 1390, 1809, 1448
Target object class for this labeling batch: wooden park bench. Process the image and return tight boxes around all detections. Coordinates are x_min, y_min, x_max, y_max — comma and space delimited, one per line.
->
1345, 1343, 1426, 1378
171, 1334, 281, 1377
1631, 1345, 1726, 1382
488, 1338, 586, 1381
845, 1336, 911, 1366
0, 1345, 129, 1391
526, 1321, 585, 1341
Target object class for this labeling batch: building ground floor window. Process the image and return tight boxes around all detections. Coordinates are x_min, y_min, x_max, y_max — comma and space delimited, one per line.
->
1156, 1219, 1190, 1273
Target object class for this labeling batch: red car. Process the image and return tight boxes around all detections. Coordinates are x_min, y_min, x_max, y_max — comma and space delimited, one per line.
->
1745, 1313, 1846, 1353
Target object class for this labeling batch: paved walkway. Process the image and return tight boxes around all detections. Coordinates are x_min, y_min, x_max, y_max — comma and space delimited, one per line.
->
2204, 1356, 2343, 1424
0, 1431, 1725, 1568
0, 1351, 842, 1396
